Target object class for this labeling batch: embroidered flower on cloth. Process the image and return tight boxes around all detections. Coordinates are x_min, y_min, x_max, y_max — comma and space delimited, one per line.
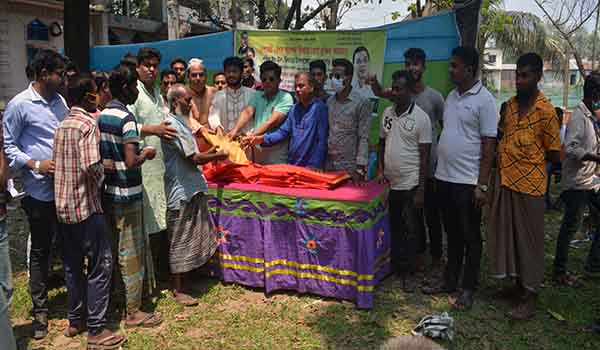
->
216, 225, 229, 245
376, 228, 385, 249
294, 198, 308, 216
301, 233, 319, 255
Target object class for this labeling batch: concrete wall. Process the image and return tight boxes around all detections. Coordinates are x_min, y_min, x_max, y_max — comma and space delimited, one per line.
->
1, 3, 64, 107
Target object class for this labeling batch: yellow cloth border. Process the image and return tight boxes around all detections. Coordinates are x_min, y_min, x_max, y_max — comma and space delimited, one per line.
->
213, 251, 392, 291
265, 269, 374, 292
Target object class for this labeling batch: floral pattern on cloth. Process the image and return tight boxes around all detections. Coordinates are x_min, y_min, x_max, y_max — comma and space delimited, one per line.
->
294, 198, 308, 216
376, 228, 385, 249
216, 225, 230, 245
301, 233, 320, 255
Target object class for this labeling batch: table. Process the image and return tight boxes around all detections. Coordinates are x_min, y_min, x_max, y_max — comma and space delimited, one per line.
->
207, 181, 391, 309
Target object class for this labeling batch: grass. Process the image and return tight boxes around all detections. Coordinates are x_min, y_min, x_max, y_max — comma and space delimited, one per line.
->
6, 187, 600, 350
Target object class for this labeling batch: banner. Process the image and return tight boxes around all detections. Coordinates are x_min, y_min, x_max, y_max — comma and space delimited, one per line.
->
235, 30, 385, 102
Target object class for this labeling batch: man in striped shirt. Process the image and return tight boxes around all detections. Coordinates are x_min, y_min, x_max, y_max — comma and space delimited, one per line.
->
53, 75, 125, 349
98, 64, 162, 329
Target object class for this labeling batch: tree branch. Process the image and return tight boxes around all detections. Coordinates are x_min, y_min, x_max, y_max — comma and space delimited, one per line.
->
283, 0, 300, 29
535, 0, 589, 76
294, 0, 336, 29
567, 2, 600, 36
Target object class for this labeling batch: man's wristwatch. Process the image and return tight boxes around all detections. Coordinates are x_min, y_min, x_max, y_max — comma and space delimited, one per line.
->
477, 184, 489, 193
33, 160, 41, 175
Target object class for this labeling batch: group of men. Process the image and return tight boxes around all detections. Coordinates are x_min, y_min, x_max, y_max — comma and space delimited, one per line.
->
373, 47, 600, 324
1, 40, 600, 350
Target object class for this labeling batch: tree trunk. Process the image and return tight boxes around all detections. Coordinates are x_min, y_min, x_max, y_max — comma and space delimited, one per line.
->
563, 54, 569, 108
257, 0, 267, 28
231, 0, 237, 29
416, 0, 423, 17
593, 0, 599, 70
283, 0, 300, 29
454, 0, 483, 47
326, 1, 339, 29
64, 0, 89, 72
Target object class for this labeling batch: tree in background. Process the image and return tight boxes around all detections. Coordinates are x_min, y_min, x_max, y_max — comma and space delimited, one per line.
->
535, 0, 599, 76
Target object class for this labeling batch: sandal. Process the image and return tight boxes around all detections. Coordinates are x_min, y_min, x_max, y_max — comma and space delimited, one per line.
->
124, 312, 163, 329
87, 329, 126, 350
453, 290, 474, 311
508, 299, 536, 320
64, 325, 87, 337
554, 274, 583, 288
174, 292, 199, 307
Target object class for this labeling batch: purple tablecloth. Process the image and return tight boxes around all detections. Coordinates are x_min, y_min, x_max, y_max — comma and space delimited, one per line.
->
207, 182, 391, 309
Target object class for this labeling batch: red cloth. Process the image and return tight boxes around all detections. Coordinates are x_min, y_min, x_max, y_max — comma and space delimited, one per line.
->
202, 162, 351, 190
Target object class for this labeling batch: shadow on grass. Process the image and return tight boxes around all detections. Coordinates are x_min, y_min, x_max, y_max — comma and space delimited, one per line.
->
302, 273, 450, 350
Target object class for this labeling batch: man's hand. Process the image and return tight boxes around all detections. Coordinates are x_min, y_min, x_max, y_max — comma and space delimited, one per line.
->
213, 150, 229, 161
473, 186, 488, 209
38, 160, 55, 175
375, 172, 387, 185
414, 187, 425, 209
226, 128, 239, 141
351, 169, 367, 187
155, 120, 177, 140
142, 147, 157, 161
241, 135, 263, 149
215, 126, 225, 136
102, 159, 116, 174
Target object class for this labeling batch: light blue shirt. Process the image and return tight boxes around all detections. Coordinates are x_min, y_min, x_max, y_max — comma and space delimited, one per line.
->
3, 83, 68, 201
161, 114, 208, 210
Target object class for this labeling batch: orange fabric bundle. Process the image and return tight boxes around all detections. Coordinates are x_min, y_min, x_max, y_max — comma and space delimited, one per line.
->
202, 163, 351, 190
199, 131, 249, 165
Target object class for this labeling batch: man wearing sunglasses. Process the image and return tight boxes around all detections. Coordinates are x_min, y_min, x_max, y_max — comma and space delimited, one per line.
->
209, 57, 255, 135
3, 49, 68, 339
228, 60, 293, 164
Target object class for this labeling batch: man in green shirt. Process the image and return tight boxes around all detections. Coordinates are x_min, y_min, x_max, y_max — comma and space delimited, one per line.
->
227, 61, 293, 164
128, 47, 178, 280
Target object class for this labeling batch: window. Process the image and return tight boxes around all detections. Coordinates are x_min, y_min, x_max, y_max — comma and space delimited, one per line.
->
488, 55, 497, 64
27, 19, 49, 41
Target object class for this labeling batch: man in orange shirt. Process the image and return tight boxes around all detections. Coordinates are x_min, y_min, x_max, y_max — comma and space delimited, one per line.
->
487, 53, 561, 320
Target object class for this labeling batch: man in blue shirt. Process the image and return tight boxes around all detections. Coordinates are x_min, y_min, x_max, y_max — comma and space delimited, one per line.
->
242, 72, 329, 169
162, 84, 228, 306
2, 49, 68, 339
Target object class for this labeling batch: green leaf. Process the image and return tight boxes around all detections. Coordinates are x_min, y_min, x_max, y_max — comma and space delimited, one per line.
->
547, 309, 566, 322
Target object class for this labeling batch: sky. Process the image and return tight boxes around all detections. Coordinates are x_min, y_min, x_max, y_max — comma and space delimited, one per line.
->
301, 0, 591, 30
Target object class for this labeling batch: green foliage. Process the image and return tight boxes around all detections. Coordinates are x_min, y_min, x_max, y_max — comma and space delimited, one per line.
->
110, 0, 150, 18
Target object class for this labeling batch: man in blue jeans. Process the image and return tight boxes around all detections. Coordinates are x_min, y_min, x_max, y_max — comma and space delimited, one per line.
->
3, 49, 68, 339
554, 72, 600, 286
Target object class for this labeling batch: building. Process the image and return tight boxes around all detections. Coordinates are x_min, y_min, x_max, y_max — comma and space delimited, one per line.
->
483, 45, 594, 94
0, 0, 255, 108
482, 46, 516, 93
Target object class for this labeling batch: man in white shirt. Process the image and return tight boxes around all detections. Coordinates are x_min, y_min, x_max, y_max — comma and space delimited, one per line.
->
554, 72, 600, 286
208, 57, 255, 134
377, 70, 431, 293
423, 47, 497, 311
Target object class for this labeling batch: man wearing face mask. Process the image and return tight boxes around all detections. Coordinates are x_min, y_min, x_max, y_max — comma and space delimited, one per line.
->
53, 75, 126, 348
227, 60, 293, 164
553, 72, 600, 289
486, 53, 561, 320
326, 58, 371, 184
208, 57, 255, 135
